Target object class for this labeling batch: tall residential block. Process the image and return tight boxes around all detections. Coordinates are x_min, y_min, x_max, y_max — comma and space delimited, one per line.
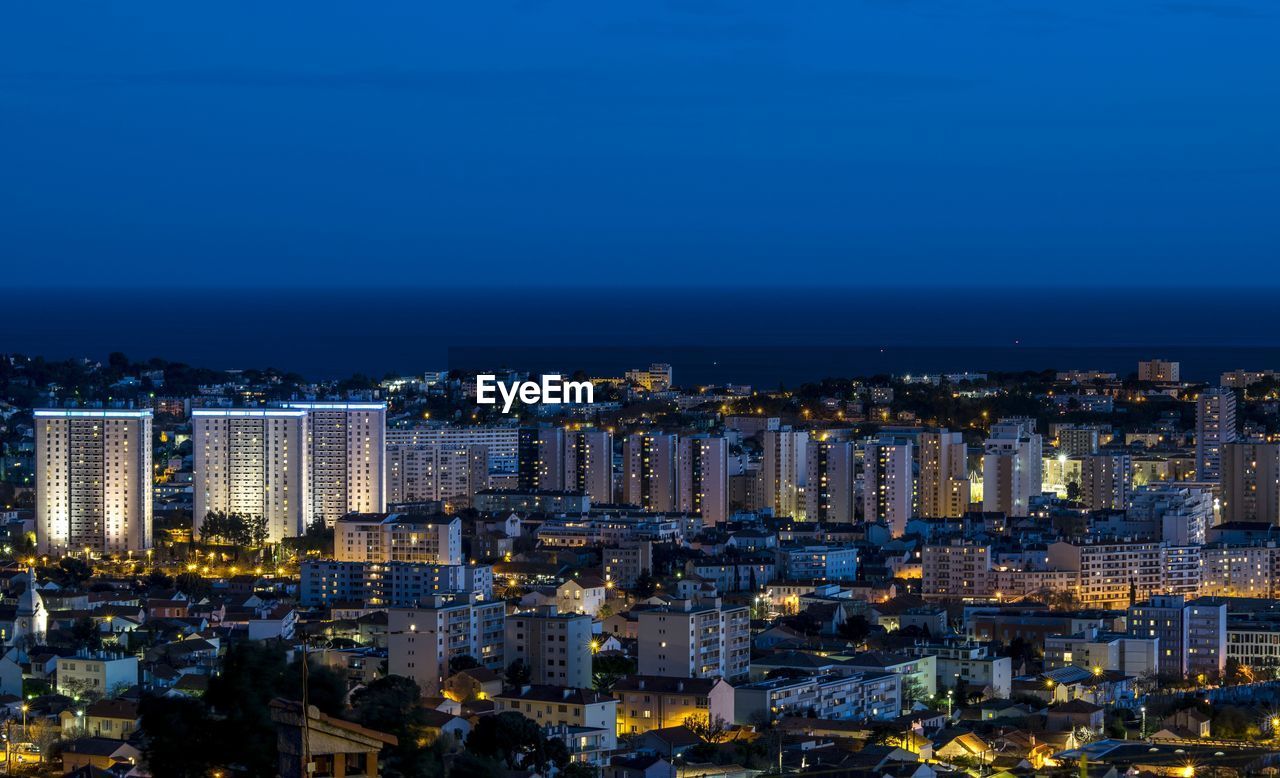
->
917, 430, 970, 518
805, 438, 856, 523
386, 444, 488, 504
35, 409, 153, 555
1196, 388, 1237, 482
192, 408, 309, 543
863, 436, 913, 536
622, 433, 678, 511
281, 402, 386, 526
1079, 452, 1133, 510
678, 435, 728, 526
565, 429, 613, 504
1056, 425, 1100, 458
982, 418, 1042, 517
1221, 441, 1280, 525
761, 429, 808, 519
505, 606, 594, 689
518, 427, 566, 492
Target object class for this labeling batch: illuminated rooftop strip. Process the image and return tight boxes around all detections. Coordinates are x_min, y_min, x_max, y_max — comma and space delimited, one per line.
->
34, 409, 153, 418
280, 402, 388, 411
191, 409, 308, 417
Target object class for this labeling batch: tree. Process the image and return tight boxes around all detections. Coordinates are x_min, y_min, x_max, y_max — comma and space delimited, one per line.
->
350, 675, 440, 777
467, 711, 552, 770
559, 763, 600, 778
592, 654, 635, 692
634, 570, 657, 598
684, 713, 731, 744
837, 615, 870, 644
68, 616, 103, 653
901, 677, 928, 707
138, 695, 218, 778
506, 659, 532, 687
449, 654, 482, 674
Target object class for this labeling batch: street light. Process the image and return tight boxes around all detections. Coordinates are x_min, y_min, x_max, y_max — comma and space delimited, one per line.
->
1140, 705, 1147, 738
20, 703, 28, 740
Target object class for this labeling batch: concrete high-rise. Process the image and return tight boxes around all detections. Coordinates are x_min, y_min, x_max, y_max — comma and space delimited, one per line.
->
677, 435, 728, 526
805, 438, 856, 523
386, 444, 488, 505
35, 409, 153, 555
1079, 452, 1133, 511
192, 408, 309, 543
1221, 441, 1280, 525
281, 402, 386, 526
623, 433, 678, 511
564, 429, 613, 504
917, 430, 970, 518
982, 418, 1042, 517
518, 427, 566, 492
761, 429, 808, 519
863, 436, 913, 536
1196, 388, 1237, 482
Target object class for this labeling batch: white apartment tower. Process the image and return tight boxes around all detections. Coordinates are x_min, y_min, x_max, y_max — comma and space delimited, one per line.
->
863, 437, 914, 536
564, 429, 613, 504
917, 430, 970, 518
761, 429, 808, 519
1196, 388, 1237, 482
35, 409, 153, 555
281, 402, 387, 526
623, 432, 678, 511
192, 408, 309, 543
386, 444, 488, 504
677, 435, 728, 527
982, 418, 1042, 517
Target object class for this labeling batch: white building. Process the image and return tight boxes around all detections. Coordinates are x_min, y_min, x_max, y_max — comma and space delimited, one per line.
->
863, 437, 913, 536
1196, 388, 1237, 482
983, 418, 1042, 517
57, 654, 138, 698
678, 435, 728, 527
279, 402, 386, 526
918, 430, 970, 519
636, 599, 750, 682
386, 444, 488, 504
35, 409, 153, 555
734, 672, 900, 724
386, 426, 520, 474
334, 513, 462, 565
192, 408, 309, 543
761, 430, 808, 519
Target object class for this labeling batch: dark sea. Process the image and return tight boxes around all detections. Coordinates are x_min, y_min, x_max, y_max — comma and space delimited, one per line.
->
8, 287, 1280, 386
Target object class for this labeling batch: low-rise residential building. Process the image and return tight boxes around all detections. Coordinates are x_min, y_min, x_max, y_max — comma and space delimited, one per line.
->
57, 654, 139, 699
612, 676, 735, 736
636, 599, 750, 682
335, 512, 462, 565
733, 672, 901, 724
905, 642, 1011, 699
493, 686, 617, 765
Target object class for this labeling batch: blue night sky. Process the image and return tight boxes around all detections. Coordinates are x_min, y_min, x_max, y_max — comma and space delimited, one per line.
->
3, 1, 1278, 288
